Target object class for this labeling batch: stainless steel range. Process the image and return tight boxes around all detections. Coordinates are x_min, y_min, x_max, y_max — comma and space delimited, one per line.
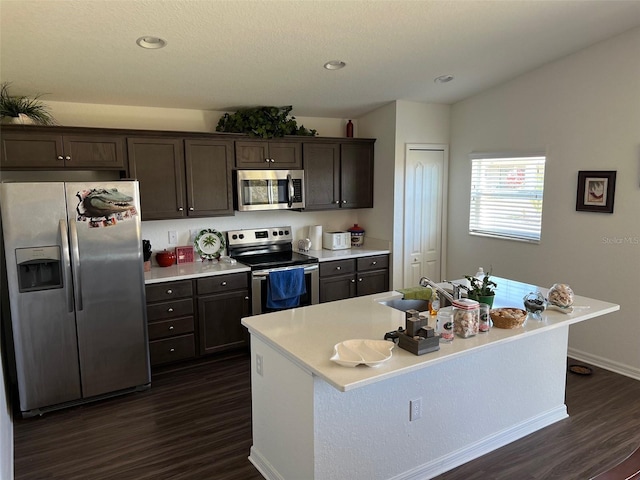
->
227, 226, 319, 315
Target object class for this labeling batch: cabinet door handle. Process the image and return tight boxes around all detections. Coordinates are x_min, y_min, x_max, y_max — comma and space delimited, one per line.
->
334, 200, 340, 204
57, 155, 64, 161
336, 266, 341, 271
167, 307, 174, 312
264, 158, 270, 163
270, 158, 275, 162
342, 200, 347, 204
221, 281, 227, 286
358, 278, 363, 282
245, 296, 249, 300
170, 348, 175, 352
178, 207, 184, 211
189, 207, 194, 211
65, 155, 71, 161
351, 279, 356, 283
166, 289, 173, 294
168, 325, 174, 330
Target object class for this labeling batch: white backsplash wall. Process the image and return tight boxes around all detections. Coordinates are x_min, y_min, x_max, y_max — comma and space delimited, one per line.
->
142, 210, 361, 260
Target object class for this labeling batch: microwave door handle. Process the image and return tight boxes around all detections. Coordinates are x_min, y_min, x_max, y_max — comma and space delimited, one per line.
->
287, 173, 294, 207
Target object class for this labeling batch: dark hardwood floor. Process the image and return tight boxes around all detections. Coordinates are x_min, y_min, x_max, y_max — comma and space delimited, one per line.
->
13, 354, 640, 480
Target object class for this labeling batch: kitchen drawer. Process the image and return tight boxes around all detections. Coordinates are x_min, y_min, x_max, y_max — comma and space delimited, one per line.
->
146, 298, 194, 322
145, 280, 193, 303
197, 272, 248, 295
319, 259, 356, 277
357, 255, 389, 272
149, 334, 196, 366
148, 316, 194, 341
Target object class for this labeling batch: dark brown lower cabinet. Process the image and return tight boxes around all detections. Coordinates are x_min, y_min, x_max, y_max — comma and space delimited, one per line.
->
145, 280, 197, 367
196, 273, 250, 355
319, 254, 389, 303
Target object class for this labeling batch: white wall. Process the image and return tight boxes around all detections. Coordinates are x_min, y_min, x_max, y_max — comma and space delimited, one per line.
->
0, 339, 12, 480
359, 100, 450, 290
448, 27, 640, 378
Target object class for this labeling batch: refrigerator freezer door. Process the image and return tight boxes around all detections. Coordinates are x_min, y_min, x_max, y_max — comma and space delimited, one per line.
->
66, 182, 150, 397
0, 182, 82, 412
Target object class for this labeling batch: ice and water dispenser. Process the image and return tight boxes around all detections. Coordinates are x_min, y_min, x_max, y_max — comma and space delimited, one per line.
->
15, 246, 63, 293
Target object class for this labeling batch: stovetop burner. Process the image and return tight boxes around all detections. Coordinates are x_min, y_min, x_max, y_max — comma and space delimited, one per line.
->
226, 226, 319, 271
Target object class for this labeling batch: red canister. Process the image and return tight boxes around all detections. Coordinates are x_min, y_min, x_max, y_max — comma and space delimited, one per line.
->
348, 224, 365, 247
156, 250, 176, 267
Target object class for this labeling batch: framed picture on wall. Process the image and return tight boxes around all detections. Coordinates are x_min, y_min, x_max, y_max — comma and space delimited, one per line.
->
576, 170, 616, 213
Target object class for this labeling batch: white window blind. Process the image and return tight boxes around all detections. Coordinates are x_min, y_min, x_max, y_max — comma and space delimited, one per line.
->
469, 153, 546, 243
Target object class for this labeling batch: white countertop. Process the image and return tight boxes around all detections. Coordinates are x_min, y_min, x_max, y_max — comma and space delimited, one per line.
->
144, 261, 250, 284
241, 277, 619, 392
144, 243, 390, 284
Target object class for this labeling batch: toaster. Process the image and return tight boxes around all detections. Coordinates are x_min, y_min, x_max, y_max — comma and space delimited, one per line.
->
323, 231, 351, 250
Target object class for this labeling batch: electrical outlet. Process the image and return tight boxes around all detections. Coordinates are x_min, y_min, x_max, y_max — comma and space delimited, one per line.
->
256, 354, 263, 376
410, 398, 422, 421
168, 231, 178, 245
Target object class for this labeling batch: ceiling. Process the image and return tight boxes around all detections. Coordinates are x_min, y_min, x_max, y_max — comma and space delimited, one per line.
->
1, 0, 640, 119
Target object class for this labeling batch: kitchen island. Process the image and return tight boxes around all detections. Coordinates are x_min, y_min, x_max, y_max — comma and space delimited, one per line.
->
241, 277, 619, 480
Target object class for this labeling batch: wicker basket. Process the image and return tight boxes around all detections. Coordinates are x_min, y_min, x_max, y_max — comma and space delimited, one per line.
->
490, 308, 527, 329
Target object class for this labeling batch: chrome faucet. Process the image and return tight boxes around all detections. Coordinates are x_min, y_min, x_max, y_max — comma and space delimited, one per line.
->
418, 276, 455, 303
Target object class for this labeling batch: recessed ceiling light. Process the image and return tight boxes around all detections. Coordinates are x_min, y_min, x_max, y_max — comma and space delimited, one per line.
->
434, 74, 454, 84
136, 36, 167, 49
324, 60, 346, 70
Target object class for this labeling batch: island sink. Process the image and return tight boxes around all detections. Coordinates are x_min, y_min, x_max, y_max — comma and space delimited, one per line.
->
377, 298, 429, 313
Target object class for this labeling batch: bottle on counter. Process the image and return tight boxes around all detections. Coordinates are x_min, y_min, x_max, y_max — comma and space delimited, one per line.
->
475, 267, 485, 280
429, 290, 440, 316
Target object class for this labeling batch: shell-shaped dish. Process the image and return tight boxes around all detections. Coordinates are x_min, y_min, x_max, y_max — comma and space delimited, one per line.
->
330, 339, 394, 367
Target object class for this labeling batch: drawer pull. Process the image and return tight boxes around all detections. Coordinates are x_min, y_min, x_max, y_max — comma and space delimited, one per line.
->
221, 281, 227, 286
168, 325, 174, 330
167, 307, 174, 312
170, 348, 175, 352
166, 289, 173, 294
372, 261, 377, 265
336, 266, 341, 271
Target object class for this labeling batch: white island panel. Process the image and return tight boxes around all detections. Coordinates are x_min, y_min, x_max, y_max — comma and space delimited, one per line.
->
243, 278, 619, 480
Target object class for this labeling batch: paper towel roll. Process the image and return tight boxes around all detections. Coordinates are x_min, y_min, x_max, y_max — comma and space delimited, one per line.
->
308, 225, 322, 250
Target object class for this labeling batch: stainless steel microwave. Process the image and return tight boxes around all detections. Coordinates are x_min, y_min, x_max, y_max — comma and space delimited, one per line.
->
235, 169, 305, 211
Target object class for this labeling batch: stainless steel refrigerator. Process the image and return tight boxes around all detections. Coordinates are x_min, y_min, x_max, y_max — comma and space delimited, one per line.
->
0, 181, 150, 416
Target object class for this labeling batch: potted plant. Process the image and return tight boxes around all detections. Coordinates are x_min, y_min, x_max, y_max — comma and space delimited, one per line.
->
464, 271, 497, 307
216, 105, 317, 138
0, 82, 56, 125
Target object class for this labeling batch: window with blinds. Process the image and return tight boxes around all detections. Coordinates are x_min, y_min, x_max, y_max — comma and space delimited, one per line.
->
469, 153, 546, 243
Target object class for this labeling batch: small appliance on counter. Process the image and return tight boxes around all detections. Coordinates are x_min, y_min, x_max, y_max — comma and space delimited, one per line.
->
323, 231, 350, 250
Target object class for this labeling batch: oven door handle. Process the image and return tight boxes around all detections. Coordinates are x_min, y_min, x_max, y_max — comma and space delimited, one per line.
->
252, 264, 319, 278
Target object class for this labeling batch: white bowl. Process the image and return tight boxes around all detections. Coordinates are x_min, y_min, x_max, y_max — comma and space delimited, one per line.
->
330, 339, 394, 367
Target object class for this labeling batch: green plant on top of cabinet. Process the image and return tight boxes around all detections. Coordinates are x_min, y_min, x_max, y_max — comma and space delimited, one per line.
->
235, 140, 302, 169
303, 140, 374, 210
0, 126, 126, 170
127, 137, 234, 220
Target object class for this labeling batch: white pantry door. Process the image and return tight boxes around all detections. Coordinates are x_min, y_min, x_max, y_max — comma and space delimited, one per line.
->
403, 145, 447, 287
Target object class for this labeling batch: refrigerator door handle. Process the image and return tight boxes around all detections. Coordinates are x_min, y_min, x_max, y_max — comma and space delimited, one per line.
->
69, 220, 83, 311
59, 219, 74, 313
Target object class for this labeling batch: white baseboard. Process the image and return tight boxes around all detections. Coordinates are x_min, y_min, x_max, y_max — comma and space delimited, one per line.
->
248, 447, 285, 480
568, 347, 640, 381
390, 406, 568, 480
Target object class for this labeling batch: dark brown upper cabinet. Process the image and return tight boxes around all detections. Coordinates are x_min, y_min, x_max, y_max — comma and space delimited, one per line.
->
128, 137, 234, 220
303, 140, 374, 210
0, 127, 125, 170
235, 140, 302, 169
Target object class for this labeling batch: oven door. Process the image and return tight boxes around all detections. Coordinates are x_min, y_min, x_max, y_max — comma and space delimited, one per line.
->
251, 264, 319, 315
236, 170, 305, 211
